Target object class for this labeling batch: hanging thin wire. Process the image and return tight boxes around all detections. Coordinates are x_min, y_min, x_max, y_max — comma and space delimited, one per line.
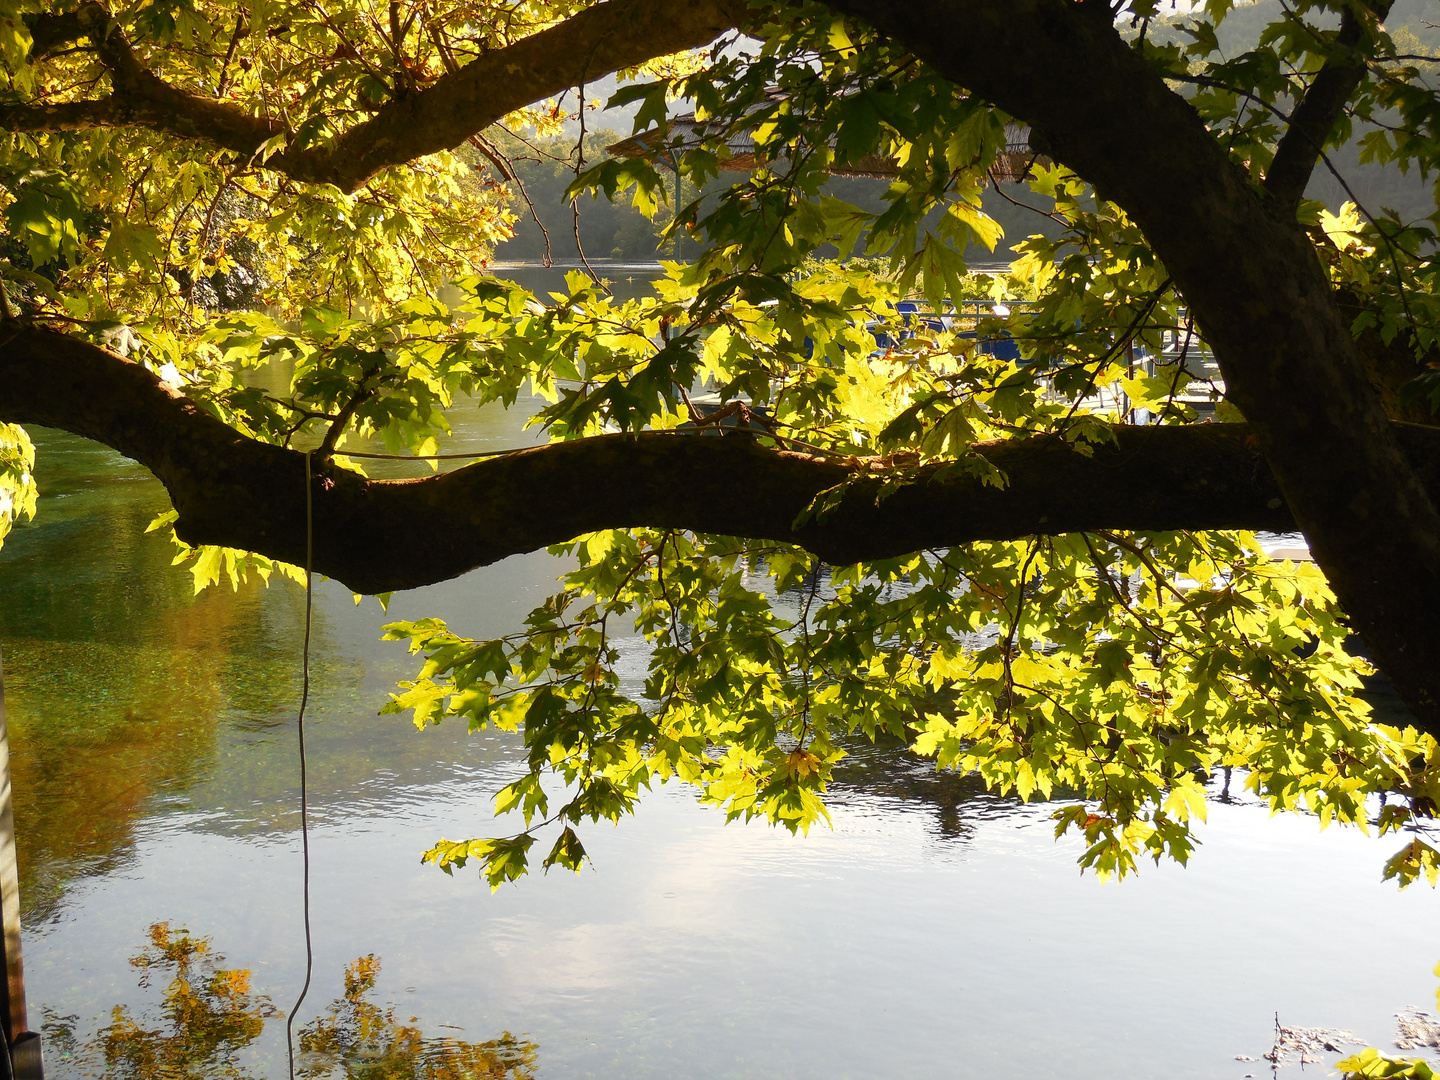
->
285, 451, 316, 1079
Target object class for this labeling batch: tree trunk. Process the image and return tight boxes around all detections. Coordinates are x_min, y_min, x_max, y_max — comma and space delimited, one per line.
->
828, 0, 1440, 729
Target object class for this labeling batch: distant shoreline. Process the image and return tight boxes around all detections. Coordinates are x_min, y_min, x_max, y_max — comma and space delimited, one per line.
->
488, 260, 666, 272
487, 259, 1020, 274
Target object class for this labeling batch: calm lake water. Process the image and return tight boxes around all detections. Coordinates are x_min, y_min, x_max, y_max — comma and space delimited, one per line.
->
3, 264, 1439, 1078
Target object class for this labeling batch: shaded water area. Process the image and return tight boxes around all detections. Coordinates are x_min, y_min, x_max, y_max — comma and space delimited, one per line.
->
3, 263, 1439, 1078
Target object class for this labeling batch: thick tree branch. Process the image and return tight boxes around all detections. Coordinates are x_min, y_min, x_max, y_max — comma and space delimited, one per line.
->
0, 99, 124, 132
1264, 0, 1393, 214
3, 325, 1440, 596
821, 0, 1440, 727
9, 0, 746, 192
298, 0, 746, 191
24, 7, 86, 61
4, 3, 280, 149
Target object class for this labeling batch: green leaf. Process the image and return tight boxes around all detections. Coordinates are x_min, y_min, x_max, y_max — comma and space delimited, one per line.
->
542, 827, 587, 873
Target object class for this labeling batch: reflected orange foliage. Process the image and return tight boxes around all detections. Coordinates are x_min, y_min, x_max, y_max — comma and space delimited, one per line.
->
44, 924, 537, 1080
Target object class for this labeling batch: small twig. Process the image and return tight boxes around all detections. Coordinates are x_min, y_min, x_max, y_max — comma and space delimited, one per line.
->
1161, 313, 1197, 418
795, 555, 823, 736
265, 396, 336, 421
570, 73, 610, 293
215, 12, 248, 98
987, 169, 1068, 225
187, 169, 239, 306
1001, 539, 1043, 720
425, 4, 461, 75
318, 369, 382, 458
1080, 532, 1181, 647
1095, 530, 1188, 603
472, 133, 552, 267
1055, 277, 1174, 430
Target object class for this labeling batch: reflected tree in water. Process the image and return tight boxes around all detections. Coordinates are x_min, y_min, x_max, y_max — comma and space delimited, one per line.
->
296, 954, 536, 1080
40, 923, 274, 1079
39, 924, 536, 1079
829, 736, 1021, 841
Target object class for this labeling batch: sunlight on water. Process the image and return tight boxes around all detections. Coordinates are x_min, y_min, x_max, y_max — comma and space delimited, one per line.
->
3, 273, 1439, 1077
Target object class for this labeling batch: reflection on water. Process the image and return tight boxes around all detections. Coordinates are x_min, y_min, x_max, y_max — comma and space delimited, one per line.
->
0, 430, 330, 923
6, 259, 1440, 1078
830, 737, 1017, 841
41, 924, 537, 1080
0, 378, 561, 924
42, 923, 278, 1080
295, 956, 535, 1080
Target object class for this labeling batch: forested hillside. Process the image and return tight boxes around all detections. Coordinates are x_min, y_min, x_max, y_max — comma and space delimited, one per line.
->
491, 130, 1067, 264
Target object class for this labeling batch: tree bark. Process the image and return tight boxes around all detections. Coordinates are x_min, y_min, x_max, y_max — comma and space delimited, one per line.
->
4, 324, 1440, 597
1263, 1, 1391, 215
824, 0, 1440, 731
5, 0, 1440, 729
6, 0, 746, 192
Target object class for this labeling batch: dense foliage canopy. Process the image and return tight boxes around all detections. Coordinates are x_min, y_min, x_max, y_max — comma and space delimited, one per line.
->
4, 3, 1440, 1067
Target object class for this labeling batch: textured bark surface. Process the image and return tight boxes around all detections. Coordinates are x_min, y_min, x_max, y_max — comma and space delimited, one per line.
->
5, 0, 745, 192
826, 0, 1440, 732
3, 0, 1440, 728
1335, 288, 1434, 424
12, 325, 1435, 595
1262, 1, 1392, 213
